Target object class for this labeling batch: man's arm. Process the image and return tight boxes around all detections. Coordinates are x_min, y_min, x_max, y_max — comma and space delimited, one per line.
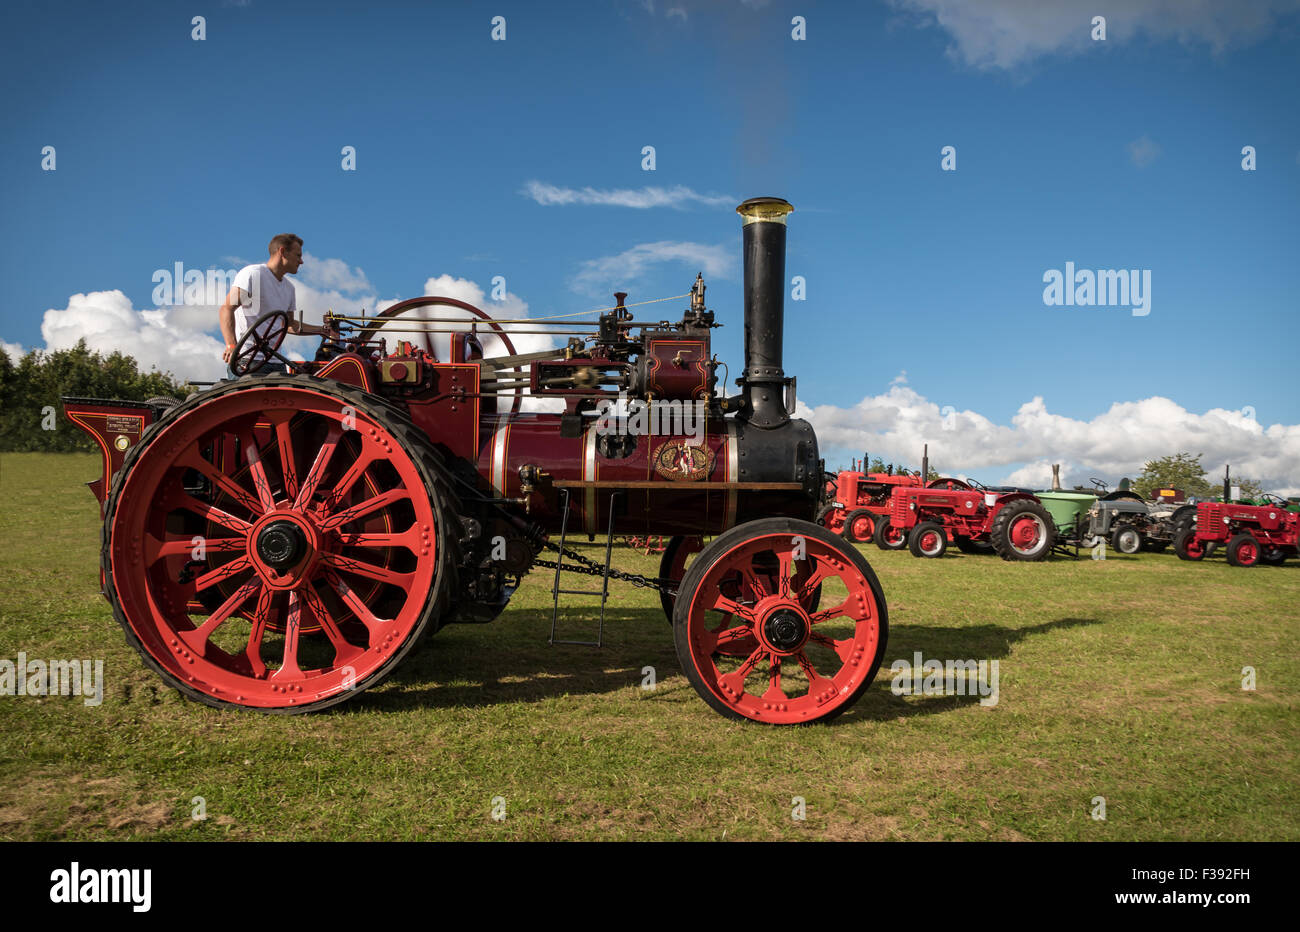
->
219, 285, 242, 363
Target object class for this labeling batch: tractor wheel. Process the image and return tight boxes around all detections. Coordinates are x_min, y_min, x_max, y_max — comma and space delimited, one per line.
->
1174, 529, 1206, 561
842, 508, 875, 544
672, 518, 888, 725
872, 516, 907, 551
1226, 533, 1261, 567
815, 504, 845, 536
659, 535, 704, 623
1111, 524, 1144, 555
989, 500, 1055, 562
1262, 548, 1288, 565
908, 521, 947, 559
100, 374, 459, 713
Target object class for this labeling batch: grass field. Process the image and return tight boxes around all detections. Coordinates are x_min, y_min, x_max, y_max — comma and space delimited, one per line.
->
1, 452, 1296, 841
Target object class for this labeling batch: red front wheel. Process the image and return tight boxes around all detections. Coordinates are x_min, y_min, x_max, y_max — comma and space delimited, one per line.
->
673, 519, 888, 724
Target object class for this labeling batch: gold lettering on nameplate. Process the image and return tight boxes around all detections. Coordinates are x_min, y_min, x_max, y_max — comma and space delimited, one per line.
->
105, 415, 141, 434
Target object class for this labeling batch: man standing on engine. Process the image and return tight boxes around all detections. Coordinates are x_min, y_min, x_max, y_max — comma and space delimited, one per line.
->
219, 233, 329, 375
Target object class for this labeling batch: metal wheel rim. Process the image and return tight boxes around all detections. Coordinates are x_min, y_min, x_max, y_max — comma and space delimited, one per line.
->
108, 386, 439, 708
683, 533, 882, 724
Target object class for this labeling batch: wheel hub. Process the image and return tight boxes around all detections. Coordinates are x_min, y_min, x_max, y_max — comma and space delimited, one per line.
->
257, 520, 307, 569
762, 607, 808, 653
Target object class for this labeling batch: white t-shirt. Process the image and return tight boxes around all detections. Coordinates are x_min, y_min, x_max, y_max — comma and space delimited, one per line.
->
231, 263, 297, 342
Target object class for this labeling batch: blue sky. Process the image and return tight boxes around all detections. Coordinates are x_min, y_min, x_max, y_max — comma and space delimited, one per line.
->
2, 0, 1298, 487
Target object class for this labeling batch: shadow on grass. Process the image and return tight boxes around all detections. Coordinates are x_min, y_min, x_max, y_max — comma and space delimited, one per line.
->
840, 616, 1101, 723
342, 609, 1099, 725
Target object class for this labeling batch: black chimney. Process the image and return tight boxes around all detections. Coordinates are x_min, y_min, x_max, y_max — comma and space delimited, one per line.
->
737, 197, 793, 429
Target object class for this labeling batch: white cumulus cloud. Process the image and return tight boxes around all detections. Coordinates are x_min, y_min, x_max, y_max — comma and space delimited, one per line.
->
798, 384, 1300, 493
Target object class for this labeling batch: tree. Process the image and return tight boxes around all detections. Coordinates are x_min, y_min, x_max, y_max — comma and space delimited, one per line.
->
1133, 452, 1216, 500
0, 340, 191, 452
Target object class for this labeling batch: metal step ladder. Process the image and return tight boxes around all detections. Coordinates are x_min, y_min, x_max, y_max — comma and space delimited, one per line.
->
548, 488, 623, 647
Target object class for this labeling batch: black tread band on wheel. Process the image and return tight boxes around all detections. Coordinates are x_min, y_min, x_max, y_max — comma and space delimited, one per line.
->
989, 499, 1056, 562
100, 373, 463, 714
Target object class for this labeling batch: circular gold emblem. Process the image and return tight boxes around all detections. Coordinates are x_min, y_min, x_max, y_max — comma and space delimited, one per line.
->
652, 439, 715, 482
114, 435, 130, 451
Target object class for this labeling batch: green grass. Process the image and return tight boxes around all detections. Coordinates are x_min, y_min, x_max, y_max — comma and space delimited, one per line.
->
1, 452, 1296, 840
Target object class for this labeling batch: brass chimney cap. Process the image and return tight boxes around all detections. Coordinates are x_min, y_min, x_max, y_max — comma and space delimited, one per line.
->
737, 197, 794, 225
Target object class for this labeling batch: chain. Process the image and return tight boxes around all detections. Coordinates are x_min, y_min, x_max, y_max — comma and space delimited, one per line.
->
534, 539, 674, 594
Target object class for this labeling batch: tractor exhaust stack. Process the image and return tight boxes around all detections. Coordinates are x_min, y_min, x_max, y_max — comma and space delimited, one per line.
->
737, 197, 793, 429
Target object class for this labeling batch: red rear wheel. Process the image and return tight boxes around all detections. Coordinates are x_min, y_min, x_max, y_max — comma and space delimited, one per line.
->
103, 376, 453, 712
673, 519, 888, 724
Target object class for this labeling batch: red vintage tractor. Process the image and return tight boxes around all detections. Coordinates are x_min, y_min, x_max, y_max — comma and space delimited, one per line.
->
61, 198, 889, 725
816, 464, 923, 543
1175, 495, 1299, 567
879, 478, 1055, 561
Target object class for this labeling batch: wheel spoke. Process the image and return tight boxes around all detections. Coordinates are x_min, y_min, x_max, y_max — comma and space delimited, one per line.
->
241, 432, 279, 510
270, 412, 299, 501
243, 586, 274, 678
323, 449, 377, 512
271, 591, 304, 679
333, 528, 423, 552
145, 534, 244, 565
762, 655, 786, 702
741, 566, 770, 600
320, 487, 408, 532
794, 562, 832, 604
794, 650, 835, 692
323, 568, 393, 633
193, 557, 253, 593
717, 647, 768, 702
300, 585, 365, 667
173, 492, 252, 535
180, 578, 261, 654
810, 599, 852, 625
323, 553, 415, 593
294, 424, 343, 509
810, 631, 855, 664
182, 451, 265, 517
776, 550, 793, 597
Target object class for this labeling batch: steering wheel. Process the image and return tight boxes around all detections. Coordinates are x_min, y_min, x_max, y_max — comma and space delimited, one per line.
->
927, 477, 972, 491
1089, 477, 1108, 492
1260, 492, 1287, 507
230, 310, 291, 376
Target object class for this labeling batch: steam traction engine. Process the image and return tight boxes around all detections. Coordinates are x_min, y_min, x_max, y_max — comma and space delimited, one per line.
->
63, 198, 889, 725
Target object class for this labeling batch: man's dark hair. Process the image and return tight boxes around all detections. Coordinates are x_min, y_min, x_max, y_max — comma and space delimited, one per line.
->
268, 233, 303, 257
